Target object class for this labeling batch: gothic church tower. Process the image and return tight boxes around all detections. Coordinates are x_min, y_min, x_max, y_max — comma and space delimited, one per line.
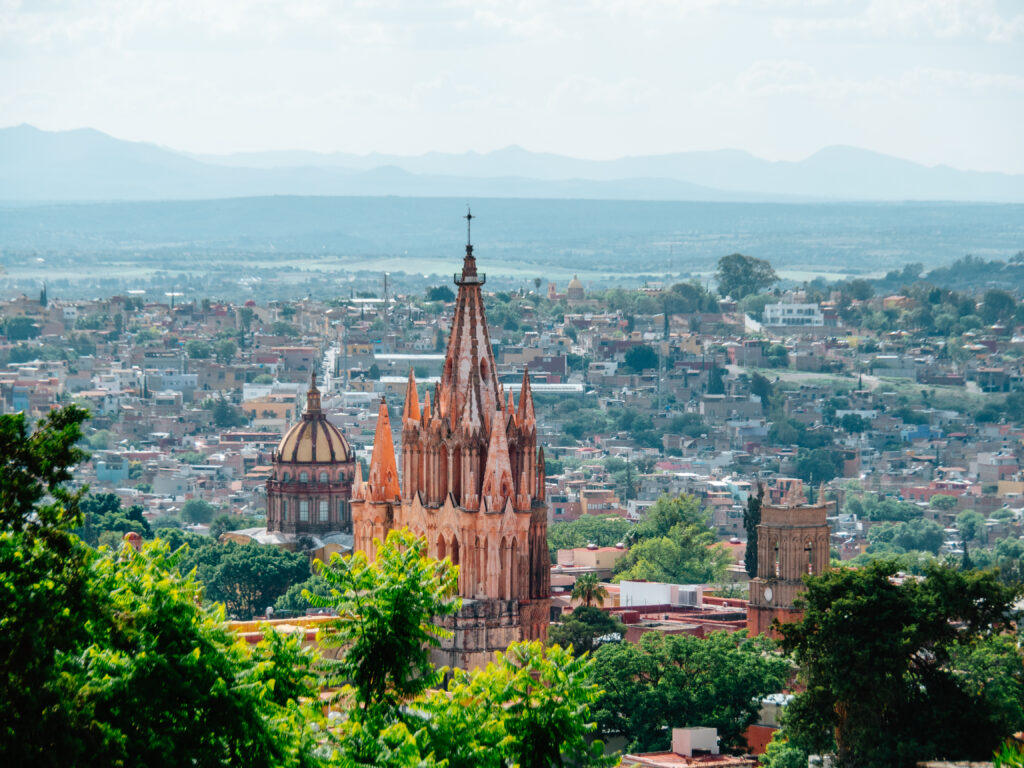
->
351, 231, 551, 669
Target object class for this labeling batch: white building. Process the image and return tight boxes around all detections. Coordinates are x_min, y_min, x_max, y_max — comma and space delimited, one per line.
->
764, 302, 825, 327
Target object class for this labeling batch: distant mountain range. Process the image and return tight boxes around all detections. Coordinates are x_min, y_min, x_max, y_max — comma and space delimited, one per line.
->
2, 124, 1023, 203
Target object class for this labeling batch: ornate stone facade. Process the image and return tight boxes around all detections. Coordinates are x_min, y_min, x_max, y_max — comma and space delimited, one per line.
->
351, 240, 551, 669
747, 487, 830, 637
266, 375, 356, 536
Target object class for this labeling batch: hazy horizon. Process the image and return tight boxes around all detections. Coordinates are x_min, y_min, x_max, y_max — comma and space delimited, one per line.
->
3, 1, 1022, 173
6, 121, 1020, 177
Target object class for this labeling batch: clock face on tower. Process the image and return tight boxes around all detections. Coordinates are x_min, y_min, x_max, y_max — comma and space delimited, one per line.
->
763, 587, 773, 602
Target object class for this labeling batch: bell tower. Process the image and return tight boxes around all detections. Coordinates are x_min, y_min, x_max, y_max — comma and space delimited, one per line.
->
747, 483, 830, 637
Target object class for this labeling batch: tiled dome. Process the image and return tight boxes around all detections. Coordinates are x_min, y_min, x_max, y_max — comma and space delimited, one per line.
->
275, 375, 351, 463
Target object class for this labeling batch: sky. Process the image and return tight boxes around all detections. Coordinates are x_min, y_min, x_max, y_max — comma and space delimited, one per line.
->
2, 0, 1023, 172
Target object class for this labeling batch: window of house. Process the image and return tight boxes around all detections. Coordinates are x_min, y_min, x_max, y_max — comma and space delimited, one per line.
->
299, 471, 308, 482
319, 471, 328, 483
338, 499, 347, 521
282, 471, 290, 482
299, 500, 309, 521
281, 500, 288, 521
319, 500, 329, 522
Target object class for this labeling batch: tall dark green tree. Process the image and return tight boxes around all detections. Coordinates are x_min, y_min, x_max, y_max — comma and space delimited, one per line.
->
715, 253, 778, 299
777, 560, 1024, 768
624, 344, 658, 372
707, 366, 726, 394
743, 483, 763, 578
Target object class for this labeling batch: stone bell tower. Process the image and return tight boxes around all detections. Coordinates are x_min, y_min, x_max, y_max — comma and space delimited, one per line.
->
747, 482, 830, 638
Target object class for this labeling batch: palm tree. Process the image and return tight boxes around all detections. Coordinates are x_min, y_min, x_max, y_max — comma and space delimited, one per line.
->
571, 572, 608, 608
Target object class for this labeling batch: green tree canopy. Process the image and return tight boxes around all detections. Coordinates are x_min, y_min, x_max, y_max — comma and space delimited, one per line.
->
794, 448, 842, 485
416, 641, 615, 768
0, 405, 321, 766
185, 339, 212, 359
181, 498, 216, 523
636, 493, 706, 540
613, 522, 731, 584
867, 518, 946, 555
777, 560, 1024, 768
425, 285, 455, 302
547, 514, 633, 555
591, 631, 789, 753
715, 253, 778, 300
310, 529, 460, 716
548, 605, 624, 657
623, 344, 658, 372
77, 491, 152, 546
201, 543, 311, 619
215, 338, 237, 364
956, 510, 986, 545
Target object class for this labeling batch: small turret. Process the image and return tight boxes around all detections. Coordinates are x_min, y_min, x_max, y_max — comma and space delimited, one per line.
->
366, 397, 400, 502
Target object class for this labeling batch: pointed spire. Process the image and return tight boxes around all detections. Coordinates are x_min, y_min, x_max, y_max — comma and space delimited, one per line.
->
306, 371, 321, 415
352, 458, 364, 500
421, 388, 431, 423
536, 446, 546, 501
402, 368, 420, 423
460, 207, 478, 280
480, 407, 514, 508
517, 367, 535, 427
366, 397, 400, 501
459, 368, 484, 436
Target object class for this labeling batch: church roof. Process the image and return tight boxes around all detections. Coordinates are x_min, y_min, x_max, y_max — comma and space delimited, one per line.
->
438, 244, 503, 430
275, 374, 352, 464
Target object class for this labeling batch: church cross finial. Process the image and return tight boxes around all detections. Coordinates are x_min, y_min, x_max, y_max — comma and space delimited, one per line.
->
465, 206, 474, 247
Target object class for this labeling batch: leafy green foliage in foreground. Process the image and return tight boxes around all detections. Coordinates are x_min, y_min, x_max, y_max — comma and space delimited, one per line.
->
312, 529, 461, 716
1, 406, 612, 767
2, 526, 320, 764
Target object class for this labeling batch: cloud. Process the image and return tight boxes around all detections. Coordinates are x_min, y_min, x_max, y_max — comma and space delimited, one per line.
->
772, 0, 1024, 42
547, 74, 659, 113
702, 58, 1024, 102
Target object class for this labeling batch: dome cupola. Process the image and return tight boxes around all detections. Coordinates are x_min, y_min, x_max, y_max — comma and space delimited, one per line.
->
274, 373, 351, 464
